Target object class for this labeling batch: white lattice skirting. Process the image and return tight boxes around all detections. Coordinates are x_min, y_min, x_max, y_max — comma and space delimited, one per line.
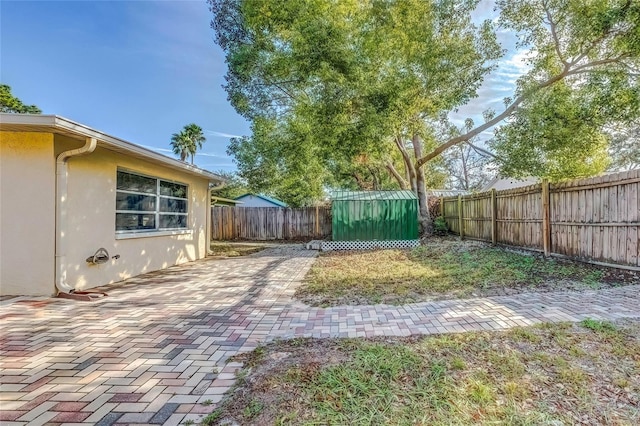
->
320, 240, 420, 251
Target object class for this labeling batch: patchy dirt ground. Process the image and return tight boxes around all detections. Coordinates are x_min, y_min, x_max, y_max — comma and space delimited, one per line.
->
297, 237, 640, 306
209, 242, 267, 257
202, 319, 640, 425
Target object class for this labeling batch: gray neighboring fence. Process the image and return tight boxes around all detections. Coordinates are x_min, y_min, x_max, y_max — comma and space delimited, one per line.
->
441, 169, 640, 269
211, 206, 331, 240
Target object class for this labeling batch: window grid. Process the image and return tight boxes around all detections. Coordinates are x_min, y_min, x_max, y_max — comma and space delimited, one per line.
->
116, 170, 188, 232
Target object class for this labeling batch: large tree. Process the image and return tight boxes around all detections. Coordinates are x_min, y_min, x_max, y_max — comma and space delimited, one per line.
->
211, 0, 640, 228
0, 84, 41, 114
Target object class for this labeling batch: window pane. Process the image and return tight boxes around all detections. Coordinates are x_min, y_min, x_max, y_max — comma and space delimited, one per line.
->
116, 213, 156, 230
116, 193, 156, 211
160, 181, 187, 198
159, 198, 187, 213
159, 214, 187, 229
117, 171, 156, 194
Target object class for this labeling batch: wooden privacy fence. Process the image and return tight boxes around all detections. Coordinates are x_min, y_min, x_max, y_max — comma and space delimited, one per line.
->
211, 206, 331, 240
441, 169, 640, 269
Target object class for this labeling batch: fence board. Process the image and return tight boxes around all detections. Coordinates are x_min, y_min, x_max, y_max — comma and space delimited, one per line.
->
442, 170, 640, 269
211, 206, 331, 241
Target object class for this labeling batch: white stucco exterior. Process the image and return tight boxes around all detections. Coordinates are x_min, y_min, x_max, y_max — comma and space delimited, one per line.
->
62, 146, 211, 292
0, 116, 222, 296
0, 132, 56, 295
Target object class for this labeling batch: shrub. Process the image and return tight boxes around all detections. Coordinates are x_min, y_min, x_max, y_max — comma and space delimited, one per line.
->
434, 216, 448, 235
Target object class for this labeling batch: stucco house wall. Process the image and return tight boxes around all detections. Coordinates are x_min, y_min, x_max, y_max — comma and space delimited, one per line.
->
0, 132, 56, 296
0, 117, 220, 296
62, 144, 210, 292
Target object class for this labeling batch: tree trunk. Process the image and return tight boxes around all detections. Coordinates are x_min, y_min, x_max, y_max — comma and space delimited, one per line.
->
393, 134, 417, 193
385, 161, 408, 190
404, 162, 411, 188
412, 133, 431, 235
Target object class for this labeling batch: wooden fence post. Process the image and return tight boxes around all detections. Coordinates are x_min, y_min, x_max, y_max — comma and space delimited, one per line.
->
440, 196, 444, 218
491, 188, 497, 245
458, 195, 464, 240
315, 205, 319, 237
542, 179, 551, 257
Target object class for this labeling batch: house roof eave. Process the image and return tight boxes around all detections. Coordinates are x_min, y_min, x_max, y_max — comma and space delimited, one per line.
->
0, 113, 225, 183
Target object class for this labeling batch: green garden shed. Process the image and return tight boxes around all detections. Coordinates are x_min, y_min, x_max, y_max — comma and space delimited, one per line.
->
331, 190, 419, 242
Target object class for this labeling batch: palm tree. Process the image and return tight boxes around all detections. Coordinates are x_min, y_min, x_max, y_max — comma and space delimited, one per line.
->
183, 123, 206, 164
170, 124, 206, 164
170, 130, 191, 161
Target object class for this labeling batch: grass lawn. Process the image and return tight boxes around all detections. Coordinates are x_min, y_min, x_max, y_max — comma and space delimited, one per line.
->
202, 319, 640, 425
209, 242, 268, 257
297, 238, 638, 306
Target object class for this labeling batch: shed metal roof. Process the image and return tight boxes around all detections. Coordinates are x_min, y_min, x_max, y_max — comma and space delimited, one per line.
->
331, 190, 418, 201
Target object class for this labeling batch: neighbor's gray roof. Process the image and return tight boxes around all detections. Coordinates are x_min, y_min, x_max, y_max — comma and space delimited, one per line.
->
427, 189, 471, 197
331, 190, 418, 201
211, 196, 243, 204
0, 114, 225, 183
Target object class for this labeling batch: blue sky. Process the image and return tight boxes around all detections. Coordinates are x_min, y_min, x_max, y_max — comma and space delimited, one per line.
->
1, 0, 245, 171
1, 0, 523, 172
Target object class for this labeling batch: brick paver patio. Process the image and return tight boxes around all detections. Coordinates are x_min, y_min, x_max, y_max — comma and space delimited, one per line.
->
1, 245, 639, 425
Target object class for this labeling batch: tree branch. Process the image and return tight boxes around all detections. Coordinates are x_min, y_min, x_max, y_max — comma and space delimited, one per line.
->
466, 141, 499, 159
385, 161, 408, 189
543, 0, 568, 66
565, 55, 631, 76
415, 48, 632, 170
415, 92, 526, 169
393, 134, 416, 175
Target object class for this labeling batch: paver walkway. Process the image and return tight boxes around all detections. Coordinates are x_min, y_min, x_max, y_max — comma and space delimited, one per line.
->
1, 245, 639, 425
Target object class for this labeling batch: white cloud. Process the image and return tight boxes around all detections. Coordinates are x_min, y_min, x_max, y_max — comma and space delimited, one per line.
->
503, 49, 534, 75
206, 130, 243, 138
196, 152, 231, 158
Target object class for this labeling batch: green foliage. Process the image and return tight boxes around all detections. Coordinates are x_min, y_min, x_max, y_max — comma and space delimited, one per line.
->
242, 399, 264, 419
200, 409, 222, 425
0, 84, 41, 114
211, 170, 248, 200
170, 123, 206, 164
433, 216, 449, 236
580, 318, 618, 334
491, 0, 640, 180
491, 82, 611, 181
212, 0, 640, 207
227, 116, 328, 207
212, 0, 501, 203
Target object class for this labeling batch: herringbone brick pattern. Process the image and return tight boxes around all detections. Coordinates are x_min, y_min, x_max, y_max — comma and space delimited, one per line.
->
0, 247, 316, 425
1, 245, 639, 425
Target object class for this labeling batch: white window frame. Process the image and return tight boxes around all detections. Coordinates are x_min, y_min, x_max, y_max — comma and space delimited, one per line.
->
115, 169, 189, 234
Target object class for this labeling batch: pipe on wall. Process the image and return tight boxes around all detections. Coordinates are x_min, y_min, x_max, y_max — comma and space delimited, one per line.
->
55, 137, 97, 294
